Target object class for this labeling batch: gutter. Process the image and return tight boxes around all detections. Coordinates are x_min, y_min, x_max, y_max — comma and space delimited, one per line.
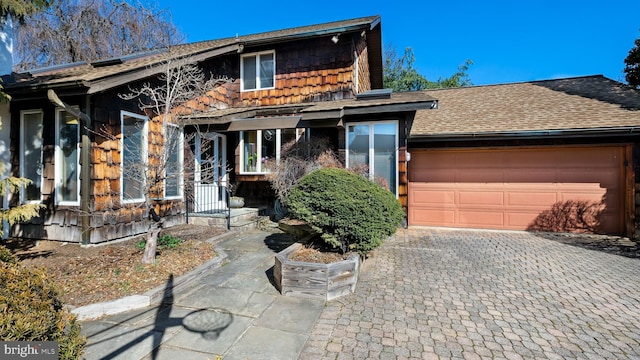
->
409, 126, 640, 142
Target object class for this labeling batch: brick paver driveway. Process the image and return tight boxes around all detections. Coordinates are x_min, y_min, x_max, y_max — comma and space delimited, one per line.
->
301, 228, 640, 359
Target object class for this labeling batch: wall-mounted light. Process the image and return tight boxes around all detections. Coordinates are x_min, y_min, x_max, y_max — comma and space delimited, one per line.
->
331, 34, 340, 44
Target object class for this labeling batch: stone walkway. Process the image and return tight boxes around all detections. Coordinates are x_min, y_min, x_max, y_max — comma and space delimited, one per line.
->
301, 228, 640, 359
81, 229, 325, 360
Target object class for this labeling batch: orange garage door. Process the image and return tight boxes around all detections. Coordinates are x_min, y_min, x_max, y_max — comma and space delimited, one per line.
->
408, 147, 625, 234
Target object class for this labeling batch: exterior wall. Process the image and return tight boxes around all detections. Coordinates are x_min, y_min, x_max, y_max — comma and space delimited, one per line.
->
354, 34, 371, 93
203, 34, 365, 108
88, 90, 184, 243
9, 96, 85, 241
9, 88, 185, 243
634, 143, 640, 239
7, 31, 375, 243
1, 102, 11, 238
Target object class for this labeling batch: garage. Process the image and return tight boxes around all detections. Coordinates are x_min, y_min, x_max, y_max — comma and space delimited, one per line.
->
408, 146, 626, 234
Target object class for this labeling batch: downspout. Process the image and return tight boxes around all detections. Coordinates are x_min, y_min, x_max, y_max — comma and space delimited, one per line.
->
47, 90, 92, 245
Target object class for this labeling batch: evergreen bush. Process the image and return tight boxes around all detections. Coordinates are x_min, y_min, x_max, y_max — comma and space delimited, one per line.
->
0, 245, 17, 264
0, 246, 85, 359
286, 168, 404, 256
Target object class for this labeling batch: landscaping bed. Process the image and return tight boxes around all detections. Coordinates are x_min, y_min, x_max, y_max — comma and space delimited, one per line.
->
4, 224, 227, 307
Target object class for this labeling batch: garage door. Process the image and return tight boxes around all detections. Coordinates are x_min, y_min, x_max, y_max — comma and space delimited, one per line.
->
408, 147, 625, 234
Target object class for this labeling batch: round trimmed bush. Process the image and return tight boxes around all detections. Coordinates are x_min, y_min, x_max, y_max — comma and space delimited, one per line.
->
285, 168, 404, 255
0, 246, 85, 359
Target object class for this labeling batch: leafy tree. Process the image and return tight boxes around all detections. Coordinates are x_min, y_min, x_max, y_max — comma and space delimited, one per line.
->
14, 0, 183, 71
383, 44, 473, 91
624, 36, 640, 88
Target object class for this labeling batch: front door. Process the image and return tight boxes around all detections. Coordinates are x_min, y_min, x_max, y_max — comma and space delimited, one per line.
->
194, 132, 227, 213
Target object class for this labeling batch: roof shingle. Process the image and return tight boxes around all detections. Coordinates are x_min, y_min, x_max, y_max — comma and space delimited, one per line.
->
411, 75, 640, 138
5, 16, 380, 92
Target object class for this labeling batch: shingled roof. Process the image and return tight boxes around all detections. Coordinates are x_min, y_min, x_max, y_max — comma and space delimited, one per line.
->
4, 15, 381, 94
410, 75, 640, 139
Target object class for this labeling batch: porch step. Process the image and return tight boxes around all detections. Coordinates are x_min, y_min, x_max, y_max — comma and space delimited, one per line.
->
187, 207, 269, 231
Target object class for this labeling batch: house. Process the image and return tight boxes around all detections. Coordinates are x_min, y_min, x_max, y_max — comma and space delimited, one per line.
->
406, 75, 640, 238
5, 15, 640, 244
3, 15, 436, 244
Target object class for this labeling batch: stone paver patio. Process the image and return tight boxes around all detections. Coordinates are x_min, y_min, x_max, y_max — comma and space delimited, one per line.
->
301, 227, 640, 359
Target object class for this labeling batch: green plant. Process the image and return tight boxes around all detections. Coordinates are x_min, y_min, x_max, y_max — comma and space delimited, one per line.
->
0, 259, 85, 359
285, 168, 405, 256
136, 234, 184, 251
0, 245, 17, 264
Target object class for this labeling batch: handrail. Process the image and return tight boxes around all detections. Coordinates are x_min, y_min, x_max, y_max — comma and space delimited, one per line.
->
185, 181, 231, 230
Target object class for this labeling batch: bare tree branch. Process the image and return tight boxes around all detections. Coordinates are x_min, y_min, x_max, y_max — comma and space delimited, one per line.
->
14, 0, 183, 71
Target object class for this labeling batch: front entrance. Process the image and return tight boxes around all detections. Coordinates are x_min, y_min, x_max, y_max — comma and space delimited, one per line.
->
194, 132, 227, 213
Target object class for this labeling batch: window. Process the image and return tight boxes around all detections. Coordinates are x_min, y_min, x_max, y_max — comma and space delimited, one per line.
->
164, 124, 183, 199
346, 121, 398, 196
55, 109, 80, 205
20, 110, 43, 203
121, 111, 148, 203
241, 51, 275, 91
240, 128, 304, 173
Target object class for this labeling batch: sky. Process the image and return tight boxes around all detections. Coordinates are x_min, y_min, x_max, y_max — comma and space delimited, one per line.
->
154, 0, 640, 86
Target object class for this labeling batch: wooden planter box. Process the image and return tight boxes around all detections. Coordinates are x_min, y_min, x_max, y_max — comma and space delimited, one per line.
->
274, 243, 360, 301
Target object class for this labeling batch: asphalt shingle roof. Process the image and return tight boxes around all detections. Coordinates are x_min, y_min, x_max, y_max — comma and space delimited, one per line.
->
411, 75, 640, 138
6, 15, 380, 91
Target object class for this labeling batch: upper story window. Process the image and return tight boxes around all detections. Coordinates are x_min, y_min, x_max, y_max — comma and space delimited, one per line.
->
121, 111, 148, 203
19, 110, 44, 203
241, 51, 275, 91
55, 109, 80, 206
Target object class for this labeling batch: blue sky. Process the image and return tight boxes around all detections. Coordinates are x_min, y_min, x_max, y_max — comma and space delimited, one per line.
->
154, 0, 640, 86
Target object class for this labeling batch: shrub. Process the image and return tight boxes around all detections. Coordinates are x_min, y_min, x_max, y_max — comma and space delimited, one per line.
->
265, 137, 341, 202
0, 245, 17, 264
0, 256, 86, 359
136, 234, 184, 251
286, 168, 405, 256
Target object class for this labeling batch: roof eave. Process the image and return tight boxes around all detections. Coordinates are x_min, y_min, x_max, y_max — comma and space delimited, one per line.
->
409, 126, 640, 142
239, 20, 379, 49
86, 43, 243, 94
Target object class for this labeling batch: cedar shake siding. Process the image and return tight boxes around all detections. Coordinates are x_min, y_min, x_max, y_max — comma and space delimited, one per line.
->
3, 16, 439, 244
202, 34, 372, 108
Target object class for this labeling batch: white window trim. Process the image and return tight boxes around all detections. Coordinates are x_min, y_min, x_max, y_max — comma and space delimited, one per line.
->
55, 108, 81, 206
163, 123, 184, 200
240, 50, 276, 92
345, 121, 399, 197
120, 111, 148, 204
19, 109, 44, 204
239, 128, 306, 174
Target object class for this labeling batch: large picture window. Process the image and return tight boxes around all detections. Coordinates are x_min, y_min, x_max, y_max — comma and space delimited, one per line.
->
20, 110, 44, 203
121, 111, 148, 203
240, 128, 302, 174
346, 121, 398, 196
241, 51, 275, 91
164, 124, 183, 199
55, 109, 80, 205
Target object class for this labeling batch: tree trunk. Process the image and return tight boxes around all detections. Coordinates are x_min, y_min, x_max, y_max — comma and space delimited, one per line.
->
141, 224, 162, 264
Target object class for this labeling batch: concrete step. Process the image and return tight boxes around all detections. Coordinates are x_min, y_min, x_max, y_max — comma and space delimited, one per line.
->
187, 207, 269, 231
